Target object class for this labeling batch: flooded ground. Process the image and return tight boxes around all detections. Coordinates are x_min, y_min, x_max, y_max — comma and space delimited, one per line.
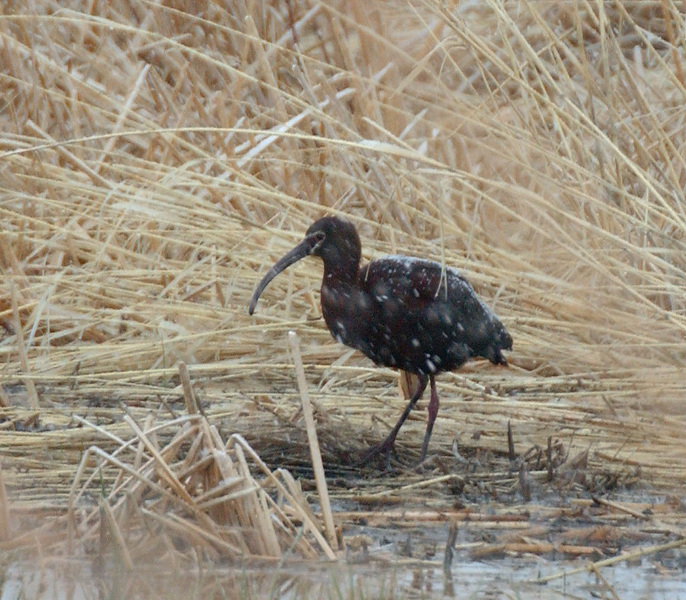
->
3, 489, 685, 600
2, 544, 685, 600
2, 388, 684, 600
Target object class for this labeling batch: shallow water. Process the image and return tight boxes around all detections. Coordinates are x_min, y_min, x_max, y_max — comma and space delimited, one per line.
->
3, 549, 685, 600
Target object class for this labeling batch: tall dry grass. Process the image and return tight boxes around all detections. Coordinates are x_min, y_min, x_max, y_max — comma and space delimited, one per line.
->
1, 0, 685, 500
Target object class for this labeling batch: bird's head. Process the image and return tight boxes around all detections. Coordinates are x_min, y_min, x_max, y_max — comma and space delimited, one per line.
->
248, 216, 361, 315
305, 216, 361, 267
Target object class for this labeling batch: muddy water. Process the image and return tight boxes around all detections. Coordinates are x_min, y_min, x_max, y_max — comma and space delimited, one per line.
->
3, 535, 684, 600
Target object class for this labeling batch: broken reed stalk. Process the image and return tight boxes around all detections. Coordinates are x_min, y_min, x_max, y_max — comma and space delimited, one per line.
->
178, 361, 201, 414
0, 464, 9, 541
288, 330, 339, 552
9, 281, 39, 409
591, 495, 650, 520
588, 563, 622, 600
363, 474, 462, 499
227, 433, 337, 560
99, 498, 134, 570
0, 385, 10, 408
534, 537, 686, 583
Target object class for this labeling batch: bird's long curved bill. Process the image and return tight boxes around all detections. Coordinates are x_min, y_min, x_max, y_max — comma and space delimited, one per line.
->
248, 233, 322, 314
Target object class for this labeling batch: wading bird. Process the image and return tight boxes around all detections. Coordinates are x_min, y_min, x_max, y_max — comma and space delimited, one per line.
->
249, 216, 512, 464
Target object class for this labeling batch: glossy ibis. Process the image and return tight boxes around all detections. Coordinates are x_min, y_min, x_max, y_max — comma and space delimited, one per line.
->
249, 216, 512, 464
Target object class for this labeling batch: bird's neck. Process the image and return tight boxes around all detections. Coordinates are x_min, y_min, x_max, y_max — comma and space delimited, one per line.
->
322, 257, 359, 288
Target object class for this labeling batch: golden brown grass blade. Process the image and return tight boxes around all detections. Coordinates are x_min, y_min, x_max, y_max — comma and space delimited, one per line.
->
0, 464, 9, 541
288, 330, 338, 552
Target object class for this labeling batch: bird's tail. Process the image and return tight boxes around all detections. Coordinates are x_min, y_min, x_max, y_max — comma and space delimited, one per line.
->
486, 321, 513, 366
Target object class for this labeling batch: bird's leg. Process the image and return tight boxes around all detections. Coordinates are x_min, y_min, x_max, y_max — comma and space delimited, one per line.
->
419, 375, 439, 462
362, 374, 428, 466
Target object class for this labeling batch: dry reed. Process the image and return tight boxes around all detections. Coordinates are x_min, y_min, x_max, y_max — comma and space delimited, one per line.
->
1, 0, 685, 587
64, 411, 336, 563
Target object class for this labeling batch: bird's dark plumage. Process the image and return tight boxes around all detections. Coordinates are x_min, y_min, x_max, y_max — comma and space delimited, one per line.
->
249, 216, 512, 464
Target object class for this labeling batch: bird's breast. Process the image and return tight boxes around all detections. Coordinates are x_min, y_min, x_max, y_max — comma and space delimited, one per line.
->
320, 285, 372, 350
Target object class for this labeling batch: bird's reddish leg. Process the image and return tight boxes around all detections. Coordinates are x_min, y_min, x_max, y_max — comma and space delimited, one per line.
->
419, 375, 439, 462
362, 375, 428, 467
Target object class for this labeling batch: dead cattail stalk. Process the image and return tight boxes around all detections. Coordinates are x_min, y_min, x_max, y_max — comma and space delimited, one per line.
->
9, 281, 39, 409
288, 330, 339, 552
0, 464, 9, 541
178, 361, 201, 415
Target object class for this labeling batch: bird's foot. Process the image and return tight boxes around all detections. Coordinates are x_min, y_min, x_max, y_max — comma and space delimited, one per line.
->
359, 438, 397, 470
413, 453, 439, 473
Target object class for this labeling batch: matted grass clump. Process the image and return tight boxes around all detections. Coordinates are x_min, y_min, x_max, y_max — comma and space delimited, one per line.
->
67, 412, 336, 563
